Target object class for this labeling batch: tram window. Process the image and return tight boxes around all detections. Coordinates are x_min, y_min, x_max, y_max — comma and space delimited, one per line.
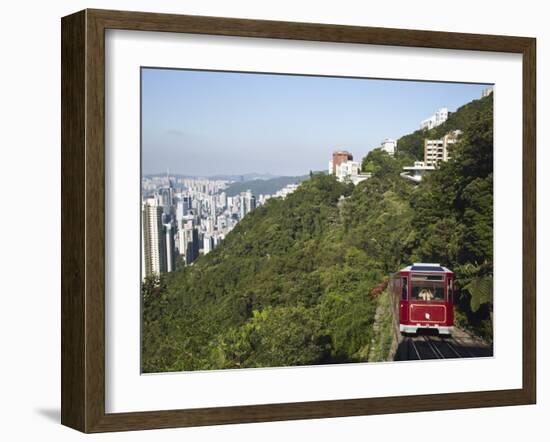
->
401, 277, 408, 300
411, 279, 444, 301
447, 278, 453, 303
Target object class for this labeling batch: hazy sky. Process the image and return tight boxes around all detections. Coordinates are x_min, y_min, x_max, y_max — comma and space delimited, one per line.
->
142, 68, 489, 176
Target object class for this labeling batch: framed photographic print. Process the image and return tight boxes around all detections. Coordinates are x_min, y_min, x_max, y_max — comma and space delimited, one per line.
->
61, 9, 536, 433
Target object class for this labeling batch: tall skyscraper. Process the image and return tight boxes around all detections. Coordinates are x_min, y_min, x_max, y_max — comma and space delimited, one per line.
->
239, 193, 246, 220
206, 216, 214, 234
142, 199, 167, 278
177, 219, 200, 265
159, 187, 174, 214
203, 234, 213, 255
176, 196, 192, 224
164, 221, 176, 272
218, 191, 227, 210
239, 190, 256, 220
183, 195, 192, 212
186, 225, 200, 265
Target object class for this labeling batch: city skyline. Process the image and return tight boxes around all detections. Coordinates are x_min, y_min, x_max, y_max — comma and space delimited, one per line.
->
142, 68, 490, 176
141, 173, 301, 279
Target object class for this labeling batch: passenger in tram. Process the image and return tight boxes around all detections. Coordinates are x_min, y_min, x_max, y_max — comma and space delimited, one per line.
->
418, 288, 434, 301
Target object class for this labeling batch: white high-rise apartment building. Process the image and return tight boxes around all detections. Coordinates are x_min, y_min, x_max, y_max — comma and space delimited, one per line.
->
164, 221, 175, 273
203, 234, 213, 255
218, 191, 227, 210
175, 196, 191, 223
239, 190, 256, 219
206, 216, 214, 234
420, 107, 449, 130
142, 199, 167, 278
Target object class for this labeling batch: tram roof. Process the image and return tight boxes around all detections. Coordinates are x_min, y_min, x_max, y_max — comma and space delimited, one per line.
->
401, 263, 452, 273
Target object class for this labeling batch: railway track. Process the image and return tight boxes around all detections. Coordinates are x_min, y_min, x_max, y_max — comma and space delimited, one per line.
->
395, 330, 493, 361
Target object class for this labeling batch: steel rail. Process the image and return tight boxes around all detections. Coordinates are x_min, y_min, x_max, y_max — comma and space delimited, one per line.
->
422, 335, 444, 359
409, 338, 421, 360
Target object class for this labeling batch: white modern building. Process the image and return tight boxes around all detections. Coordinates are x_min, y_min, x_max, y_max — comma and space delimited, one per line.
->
381, 138, 397, 156
400, 161, 436, 183
333, 160, 371, 185
420, 107, 449, 130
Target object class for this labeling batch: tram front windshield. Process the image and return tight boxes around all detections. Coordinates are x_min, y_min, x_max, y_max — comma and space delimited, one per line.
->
411, 274, 445, 301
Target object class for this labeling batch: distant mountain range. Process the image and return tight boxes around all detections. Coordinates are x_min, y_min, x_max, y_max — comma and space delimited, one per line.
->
143, 172, 284, 182
142, 172, 312, 196
223, 175, 310, 197
210, 173, 278, 182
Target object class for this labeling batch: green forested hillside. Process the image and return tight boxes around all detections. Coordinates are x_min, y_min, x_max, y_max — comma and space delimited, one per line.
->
142, 94, 493, 372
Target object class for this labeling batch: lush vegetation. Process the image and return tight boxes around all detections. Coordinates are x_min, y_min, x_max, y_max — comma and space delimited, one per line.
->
142, 94, 493, 372
224, 175, 309, 197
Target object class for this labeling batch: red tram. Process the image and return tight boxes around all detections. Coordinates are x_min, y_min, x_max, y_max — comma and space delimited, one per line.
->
394, 263, 454, 335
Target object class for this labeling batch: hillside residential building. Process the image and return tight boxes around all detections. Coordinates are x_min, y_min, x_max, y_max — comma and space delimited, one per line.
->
401, 130, 462, 183
424, 130, 462, 167
424, 139, 445, 166
420, 107, 449, 130
381, 138, 397, 156
328, 150, 354, 174
328, 150, 371, 185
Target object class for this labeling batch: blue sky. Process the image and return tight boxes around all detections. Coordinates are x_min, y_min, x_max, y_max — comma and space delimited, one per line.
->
142, 68, 489, 176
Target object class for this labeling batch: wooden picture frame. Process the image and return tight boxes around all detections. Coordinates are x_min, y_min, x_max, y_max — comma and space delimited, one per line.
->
61, 8, 536, 433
